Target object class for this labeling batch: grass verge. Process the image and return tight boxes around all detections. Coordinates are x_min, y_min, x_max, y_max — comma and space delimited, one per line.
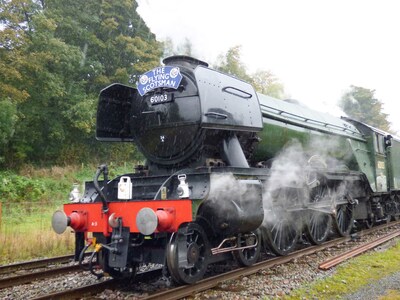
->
0, 203, 75, 264
0, 164, 133, 264
286, 240, 400, 299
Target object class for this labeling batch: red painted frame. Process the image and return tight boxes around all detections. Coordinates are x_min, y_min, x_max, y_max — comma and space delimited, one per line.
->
63, 200, 193, 234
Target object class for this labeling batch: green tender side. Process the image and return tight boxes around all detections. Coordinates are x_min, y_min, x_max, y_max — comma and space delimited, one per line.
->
387, 139, 400, 189
344, 118, 400, 192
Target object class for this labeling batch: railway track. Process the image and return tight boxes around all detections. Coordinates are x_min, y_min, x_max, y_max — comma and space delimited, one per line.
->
2, 221, 399, 299
0, 253, 94, 290
30, 269, 163, 300
319, 228, 400, 270
0, 264, 83, 289
0, 254, 75, 275
142, 221, 400, 300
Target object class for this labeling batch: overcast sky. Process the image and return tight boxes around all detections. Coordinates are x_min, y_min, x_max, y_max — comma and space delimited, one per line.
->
137, 0, 400, 132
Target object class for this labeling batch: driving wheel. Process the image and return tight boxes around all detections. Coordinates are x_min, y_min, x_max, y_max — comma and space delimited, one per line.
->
304, 183, 332, 245
333, 196, 354, 236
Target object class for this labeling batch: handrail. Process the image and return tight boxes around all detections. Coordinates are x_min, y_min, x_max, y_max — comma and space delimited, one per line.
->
260, 104, 361, 136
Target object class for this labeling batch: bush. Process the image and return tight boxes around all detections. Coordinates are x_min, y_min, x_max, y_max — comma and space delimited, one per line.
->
0, 171, 69, 203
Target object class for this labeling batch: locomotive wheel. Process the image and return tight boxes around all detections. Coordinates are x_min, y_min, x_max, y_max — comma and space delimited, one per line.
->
233, 231, 261, 267
166, 223, 210, 284
333, 201, 354, 236
304, 184, 332, 245
391, 194, 400, 221
263, 214, 299, 256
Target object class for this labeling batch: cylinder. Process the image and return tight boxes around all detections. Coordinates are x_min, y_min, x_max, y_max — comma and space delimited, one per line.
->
198, 173, 264, 235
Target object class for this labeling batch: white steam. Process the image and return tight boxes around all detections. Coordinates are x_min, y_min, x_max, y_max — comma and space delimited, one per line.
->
261, 136, 351, 228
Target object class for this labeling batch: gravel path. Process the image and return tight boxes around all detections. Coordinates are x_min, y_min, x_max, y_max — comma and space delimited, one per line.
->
343, 271, 400, 300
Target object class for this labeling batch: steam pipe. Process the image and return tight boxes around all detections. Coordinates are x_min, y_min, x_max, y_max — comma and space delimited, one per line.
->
94, 164, 109, 213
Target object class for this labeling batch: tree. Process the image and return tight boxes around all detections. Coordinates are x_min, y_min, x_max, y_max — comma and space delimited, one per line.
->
45, 0, 162, 92
251, 70, 284, 99
0, 100, 18, 164
215, 45, 251, 82
0, 0, 162, 167
0, 0, 45, 166
339, 85, 391, 132
215, 45, 284, 98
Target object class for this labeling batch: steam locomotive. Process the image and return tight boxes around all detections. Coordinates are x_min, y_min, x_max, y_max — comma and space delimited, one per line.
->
52, 55, 400, 284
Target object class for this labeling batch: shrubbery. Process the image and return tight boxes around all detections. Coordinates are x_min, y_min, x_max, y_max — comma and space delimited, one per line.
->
0, 171, 68, 203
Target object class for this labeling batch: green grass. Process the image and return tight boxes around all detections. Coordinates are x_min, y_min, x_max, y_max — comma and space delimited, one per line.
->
0, 164, 133, 264
286, 241, 400, 299
0, 202, 75, 264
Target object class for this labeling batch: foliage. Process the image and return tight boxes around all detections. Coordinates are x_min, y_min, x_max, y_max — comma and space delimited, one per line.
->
0, 100, 18, 164
45, 0, 162, 91
0, 0, 162, 168
0, 202, 75, 263
0, 170, 69, 203
215, 45, 251, 81
339, 85, 392, 132
0, 164, 134, 264
251, 70, 285, 99
215, 45, 285, 98
0, 163, 136, 204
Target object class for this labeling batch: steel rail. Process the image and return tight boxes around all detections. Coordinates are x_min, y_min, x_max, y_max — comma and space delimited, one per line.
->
0, 264, 84, 289
143, 238, 350, 300
0, 254, 75, 275
6, 221, 398, 299
31, 268, 163, 300
319, 229, 400, 270
143, 221, 400, 300
32, 279, 118, 300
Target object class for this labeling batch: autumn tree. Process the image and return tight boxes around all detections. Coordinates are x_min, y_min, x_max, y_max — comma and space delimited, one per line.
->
215, 45, 251, 82
0, 0, 42, 165
46, 0, 162, 92
215, 45, 284, 98
251, 70, 284, 99
0, 0, 161, 167
339, 85, 391, 132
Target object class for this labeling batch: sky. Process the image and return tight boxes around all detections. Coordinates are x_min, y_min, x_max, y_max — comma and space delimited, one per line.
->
136, 0, 400, 132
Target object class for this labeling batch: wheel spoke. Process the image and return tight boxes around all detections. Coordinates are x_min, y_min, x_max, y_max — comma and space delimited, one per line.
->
166, 223, 209, 284
305, 182, 331, 245
263, 215, 298, 255
333, 201, 354, 237
234, 231, 261, 267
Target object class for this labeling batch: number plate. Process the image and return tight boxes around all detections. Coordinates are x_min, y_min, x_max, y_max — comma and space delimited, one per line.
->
149, 93, 173, 105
